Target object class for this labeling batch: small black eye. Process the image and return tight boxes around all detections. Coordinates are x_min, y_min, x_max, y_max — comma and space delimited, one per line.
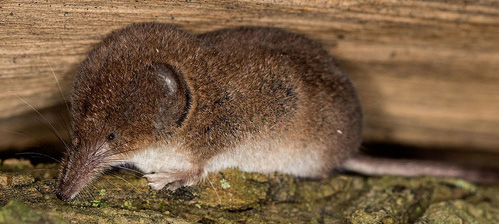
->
107, 133, 115, 141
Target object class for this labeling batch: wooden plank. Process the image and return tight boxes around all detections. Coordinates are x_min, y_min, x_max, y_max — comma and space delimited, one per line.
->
1, 0, 498, 152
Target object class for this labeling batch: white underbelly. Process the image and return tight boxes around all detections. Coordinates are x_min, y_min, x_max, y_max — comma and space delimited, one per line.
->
127, 146, 192, 173
127, 141, 325, 177
205, 141, 324, 177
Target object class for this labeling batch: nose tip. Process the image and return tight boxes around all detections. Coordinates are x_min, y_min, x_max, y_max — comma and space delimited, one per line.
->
55, 190, 71, 201
55, 191, 64, 200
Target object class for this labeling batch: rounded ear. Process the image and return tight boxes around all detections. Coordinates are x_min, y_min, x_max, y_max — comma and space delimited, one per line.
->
152, 64, 191, 131
155, 64, 178, 95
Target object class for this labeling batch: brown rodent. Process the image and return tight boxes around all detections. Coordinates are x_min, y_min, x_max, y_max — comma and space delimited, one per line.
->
56, 23, 495, 201
56, 23, 362, 200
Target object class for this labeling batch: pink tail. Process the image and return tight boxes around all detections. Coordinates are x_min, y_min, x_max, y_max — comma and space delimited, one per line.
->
341, 154, 498, 183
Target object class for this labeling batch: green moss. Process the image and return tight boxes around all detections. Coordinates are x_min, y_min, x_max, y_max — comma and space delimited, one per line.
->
0, 172, 35, 188
415, 200, 499, 224
1, 159, 498, 223
99, 189, 106, 196
122, 201, 133, 210
90, 200, 102, 207
0, 200, 67, 224
195, 168, 269, 210
220, 179, 231, 189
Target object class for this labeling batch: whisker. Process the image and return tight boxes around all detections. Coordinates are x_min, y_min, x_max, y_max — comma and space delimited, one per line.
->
44, 54, 72, 140
53, 113, 71, 147
40, 178, 58, 182
95, 141, 133, 158
92, 123, 123, 157
108, 173, 138, 191
102, 175, 121, 189
0, 130, 55, 149
44, 54, 70, 113
206, 175, 222, 204
104, 145, 136, 158
87, 183, 99, 192
1, 129, 41, 140
16, 152, 61, 163
73, 190, 85, 202
84, 184, 97, 198
107, 159, 128, 164
81, 189, 93, 202
116, 166, 144, 176
95, 126, 114, 156
92, 122, 109, 154
93, 139, 108, 157
9, 91, 69, 150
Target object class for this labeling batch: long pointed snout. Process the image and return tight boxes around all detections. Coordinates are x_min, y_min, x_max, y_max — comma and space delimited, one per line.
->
56, 146, 107, 201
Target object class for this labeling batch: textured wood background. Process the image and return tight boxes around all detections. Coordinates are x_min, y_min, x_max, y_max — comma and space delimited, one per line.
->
1, 0, 498, 153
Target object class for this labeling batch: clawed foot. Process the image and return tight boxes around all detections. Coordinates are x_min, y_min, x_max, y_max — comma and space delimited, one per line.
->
144, 168, 205, 191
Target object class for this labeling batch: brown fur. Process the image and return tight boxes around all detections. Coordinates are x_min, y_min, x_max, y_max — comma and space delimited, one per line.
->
56, 23, 363, 201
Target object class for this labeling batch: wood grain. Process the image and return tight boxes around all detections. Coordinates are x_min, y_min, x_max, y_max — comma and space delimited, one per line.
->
1, 0, 498, 152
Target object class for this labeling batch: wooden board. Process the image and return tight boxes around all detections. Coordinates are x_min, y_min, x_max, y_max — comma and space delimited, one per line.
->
1, 0, 498, 152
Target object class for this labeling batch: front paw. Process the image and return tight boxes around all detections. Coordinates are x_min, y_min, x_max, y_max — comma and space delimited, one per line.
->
144, 168, 205, 191
144, 173, 173, 190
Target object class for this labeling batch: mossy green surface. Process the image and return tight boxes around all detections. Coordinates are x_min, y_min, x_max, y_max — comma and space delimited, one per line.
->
0, 159, 498, 223
0, 200, 66, 224
414, 200, 499, 224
